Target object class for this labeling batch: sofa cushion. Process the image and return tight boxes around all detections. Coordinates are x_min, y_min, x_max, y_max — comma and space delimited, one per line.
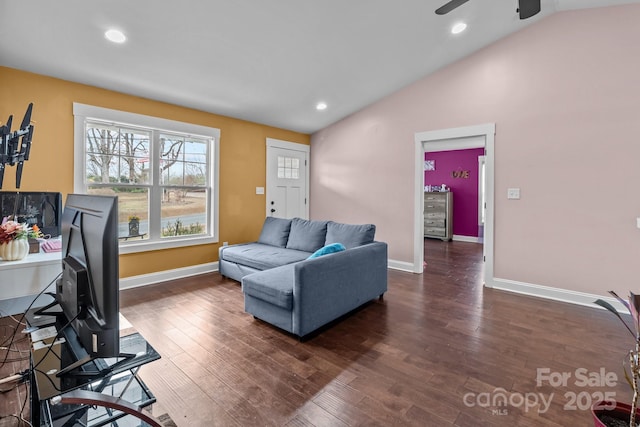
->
286, 218, 328, 253
257, 217, 292, 247
307, 243, 346, 259
325, 221, 376, 249
220, 243, 310, 271
242, 265, 295, 310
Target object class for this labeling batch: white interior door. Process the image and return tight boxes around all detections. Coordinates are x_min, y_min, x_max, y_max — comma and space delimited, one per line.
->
266, 139, 309, 219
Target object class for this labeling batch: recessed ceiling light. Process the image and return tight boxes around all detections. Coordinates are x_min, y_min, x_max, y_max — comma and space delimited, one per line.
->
316, 102, 328, 111
451, 22, 467, 35
105, 29, 126, 43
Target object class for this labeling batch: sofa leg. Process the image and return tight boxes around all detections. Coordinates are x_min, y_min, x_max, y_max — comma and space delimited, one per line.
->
379, 293, 384, 301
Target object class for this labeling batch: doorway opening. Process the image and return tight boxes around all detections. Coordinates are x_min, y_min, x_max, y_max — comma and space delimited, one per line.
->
413, 124, 495, 287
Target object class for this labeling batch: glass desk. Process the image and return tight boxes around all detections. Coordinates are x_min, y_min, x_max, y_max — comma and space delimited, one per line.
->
28, 312, 161, 427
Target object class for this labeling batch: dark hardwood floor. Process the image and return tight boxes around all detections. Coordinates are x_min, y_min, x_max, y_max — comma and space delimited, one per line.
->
0, 239, 632, 426
118, 239, 631, 426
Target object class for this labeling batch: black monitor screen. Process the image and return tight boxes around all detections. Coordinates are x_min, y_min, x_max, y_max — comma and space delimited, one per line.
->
58, 194, 119, 359
0, 191, 62, 236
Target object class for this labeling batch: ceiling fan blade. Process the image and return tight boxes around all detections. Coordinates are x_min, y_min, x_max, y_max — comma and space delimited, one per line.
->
435, 0, 470, 15
518, 0, 541, 19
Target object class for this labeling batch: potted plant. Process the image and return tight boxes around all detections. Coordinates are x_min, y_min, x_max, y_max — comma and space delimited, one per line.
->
593, 291, 640, 427
128, 215, 140, 236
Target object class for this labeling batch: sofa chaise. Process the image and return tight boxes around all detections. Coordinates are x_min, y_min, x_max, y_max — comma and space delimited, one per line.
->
219, 217, 388, 337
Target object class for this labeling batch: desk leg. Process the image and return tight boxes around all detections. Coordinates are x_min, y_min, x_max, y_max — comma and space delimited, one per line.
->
59, 389, 161, 427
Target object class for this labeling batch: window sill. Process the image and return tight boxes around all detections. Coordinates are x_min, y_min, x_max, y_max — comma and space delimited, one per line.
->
118, 235, 217, 254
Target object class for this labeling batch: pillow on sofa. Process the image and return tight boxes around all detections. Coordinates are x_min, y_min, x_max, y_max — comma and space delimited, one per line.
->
307, 243, 346, 259
258, 217, 292, 247
286, 218, 328, 253
325, 221, 376, 249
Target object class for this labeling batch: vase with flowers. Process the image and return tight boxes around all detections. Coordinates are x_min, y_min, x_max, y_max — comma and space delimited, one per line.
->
0, 219, 33, 261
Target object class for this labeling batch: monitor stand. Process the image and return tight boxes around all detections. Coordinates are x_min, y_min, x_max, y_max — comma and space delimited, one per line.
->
55, 326, 137, 377
25, 295, 62, 328
56, 352, 137, 377
27, 303, 136, 378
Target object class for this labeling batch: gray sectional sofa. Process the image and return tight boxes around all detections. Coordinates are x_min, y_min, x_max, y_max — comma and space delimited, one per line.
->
219, 217, 388, 338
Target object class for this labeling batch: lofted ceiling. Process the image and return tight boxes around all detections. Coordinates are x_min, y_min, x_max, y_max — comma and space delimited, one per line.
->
1, 0, 638, 134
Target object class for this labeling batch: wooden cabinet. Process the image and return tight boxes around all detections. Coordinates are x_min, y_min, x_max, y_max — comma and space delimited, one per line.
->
424, 192, 453, 241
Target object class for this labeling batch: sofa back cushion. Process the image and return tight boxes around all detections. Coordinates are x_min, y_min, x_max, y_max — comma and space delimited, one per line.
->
286, 218, 328, 253
325, 221, 376, 249
257, 217, 292, 247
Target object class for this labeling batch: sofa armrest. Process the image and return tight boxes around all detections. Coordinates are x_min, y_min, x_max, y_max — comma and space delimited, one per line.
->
292, 241, 387, 336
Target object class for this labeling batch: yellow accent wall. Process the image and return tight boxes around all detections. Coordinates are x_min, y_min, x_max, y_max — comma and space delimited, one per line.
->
0, 66, 309, 278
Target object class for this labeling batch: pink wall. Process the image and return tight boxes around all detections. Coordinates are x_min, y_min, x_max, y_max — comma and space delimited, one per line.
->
310, 5, 640, 297
425, 148, 484, 237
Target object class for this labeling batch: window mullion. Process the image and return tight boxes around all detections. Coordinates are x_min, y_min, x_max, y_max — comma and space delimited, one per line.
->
149, 130, 162, 238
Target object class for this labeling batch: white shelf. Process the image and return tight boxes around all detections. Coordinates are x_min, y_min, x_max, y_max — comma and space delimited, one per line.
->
0, 247, 62, 302
0, 250, 61, 270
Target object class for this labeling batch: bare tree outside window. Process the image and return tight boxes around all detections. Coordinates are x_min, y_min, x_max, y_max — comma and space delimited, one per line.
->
86, 124, 150, 185
84, 122, 210, 240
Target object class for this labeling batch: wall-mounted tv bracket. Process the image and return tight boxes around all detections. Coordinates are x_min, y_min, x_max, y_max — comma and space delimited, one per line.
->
0, 103, 34, 189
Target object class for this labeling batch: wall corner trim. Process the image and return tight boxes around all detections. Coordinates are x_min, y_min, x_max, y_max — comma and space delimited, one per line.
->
492, 277, 628, 314
388, 259, 416, 273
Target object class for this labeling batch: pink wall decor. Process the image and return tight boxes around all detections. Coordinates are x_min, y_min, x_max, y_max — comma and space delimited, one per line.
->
425, 148, 484, 237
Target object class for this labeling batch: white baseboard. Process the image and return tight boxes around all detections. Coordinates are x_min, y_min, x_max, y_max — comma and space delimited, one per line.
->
492, 277, 628, 314
388, 259, 416, 273
120, 262, 218, 290
118, 261, 628, 316
452, 235, 481, 243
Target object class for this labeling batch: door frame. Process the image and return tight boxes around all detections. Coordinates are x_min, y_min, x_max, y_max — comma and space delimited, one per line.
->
265, 138, 310, 219
413, 123, 495, 287
478, 155, 486, 231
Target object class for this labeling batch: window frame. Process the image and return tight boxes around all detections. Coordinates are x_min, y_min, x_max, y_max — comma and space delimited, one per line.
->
73, 103, 220, 254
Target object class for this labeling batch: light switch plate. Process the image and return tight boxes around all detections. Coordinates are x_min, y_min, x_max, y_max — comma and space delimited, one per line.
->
507, 188, 520, 200
637, 217, 640, 229
256, 187, 265, 195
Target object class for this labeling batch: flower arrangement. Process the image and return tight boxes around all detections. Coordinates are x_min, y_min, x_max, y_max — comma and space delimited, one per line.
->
128, 215, 140, 222
0, 219, 43, 244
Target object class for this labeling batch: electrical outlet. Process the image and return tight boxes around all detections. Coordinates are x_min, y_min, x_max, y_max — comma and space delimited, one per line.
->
637, 218, 640, 229
222, 241, 228, 246
507, 188, 520, 200
256, 187, 265, 195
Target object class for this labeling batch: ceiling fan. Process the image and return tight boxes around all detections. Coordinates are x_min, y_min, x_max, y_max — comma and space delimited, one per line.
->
435, 0, 541, 20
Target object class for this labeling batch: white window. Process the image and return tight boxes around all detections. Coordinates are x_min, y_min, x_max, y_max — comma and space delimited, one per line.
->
73, 103, 219, 254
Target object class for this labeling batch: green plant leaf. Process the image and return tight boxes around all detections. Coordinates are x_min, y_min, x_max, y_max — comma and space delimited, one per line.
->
630, 291, 640, 339
594, 298, 635, 338
610, 291, 630, 312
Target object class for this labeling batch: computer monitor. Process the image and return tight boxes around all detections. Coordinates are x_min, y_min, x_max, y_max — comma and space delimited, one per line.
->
56, 194, 120, 367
